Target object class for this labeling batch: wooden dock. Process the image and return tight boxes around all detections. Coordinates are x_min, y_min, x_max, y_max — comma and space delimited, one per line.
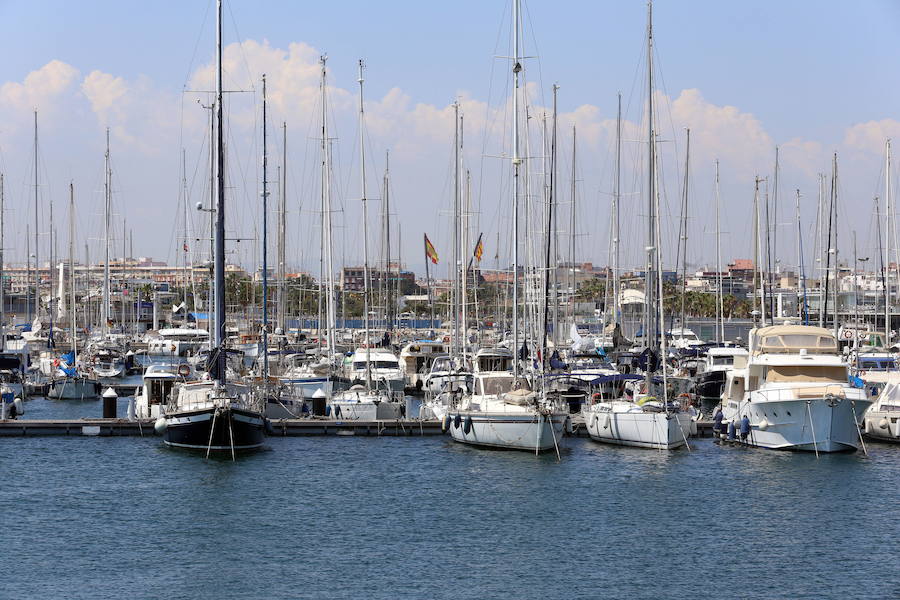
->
0, 417, 717, 438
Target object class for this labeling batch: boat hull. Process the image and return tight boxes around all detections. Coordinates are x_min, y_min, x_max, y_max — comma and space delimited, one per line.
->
584, 408, 692, 450
163, 406, 265, 451
47, 378, 101, 400
448, 411, 567, 452
863, 410, 900, 442
730, 395, 870, 452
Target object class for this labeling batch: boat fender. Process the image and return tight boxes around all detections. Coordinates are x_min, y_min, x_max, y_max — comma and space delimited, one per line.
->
601, 413, 611, 430
864, 419, 871, 434
564, 416, 573, 435
177, 364, 191, 377
264, 419, 275, 435
463, 415, 473, 434
154, 418, 167, 434
879, 418, 889, 430
334, 404, 342, 418
590, 414, 598, 430
325, 405, 332, 417
727, 421, 736, 440
441, 414, 451, 433
13, 398, 24, 416
453, 414, 461, 429
757, 418, 769, 431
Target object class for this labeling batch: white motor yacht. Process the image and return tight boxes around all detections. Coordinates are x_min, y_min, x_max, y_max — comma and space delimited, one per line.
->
720, 325, 872, 452
344, 347, 407, 393
147, 328, 209, 357
863, 376, 900, 442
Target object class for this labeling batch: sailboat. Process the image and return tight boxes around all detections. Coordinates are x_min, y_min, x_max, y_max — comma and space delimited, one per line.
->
47, 183, 101, 400
448, 0, 568, 453
157, 0, 266, 455
330, 59, 403, 421
582, 2, 694, 450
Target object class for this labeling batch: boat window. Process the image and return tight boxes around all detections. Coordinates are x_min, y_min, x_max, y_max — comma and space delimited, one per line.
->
480, 376, 514, 395
764, 365, 847, 383
354, 361, 399, 370
859, 359, 896, 370
712, 356, 734, 366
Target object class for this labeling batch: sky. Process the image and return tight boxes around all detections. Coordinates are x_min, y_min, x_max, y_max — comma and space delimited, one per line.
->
1, 0, 900, 280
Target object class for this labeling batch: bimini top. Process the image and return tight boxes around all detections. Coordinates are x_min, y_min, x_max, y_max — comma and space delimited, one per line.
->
750, 325, 837, 355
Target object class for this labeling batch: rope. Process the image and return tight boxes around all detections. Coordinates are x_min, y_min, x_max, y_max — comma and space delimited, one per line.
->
206, 407, 219, 459
851, 398, 868, 456
806, 400, 819, 459
227, 409, 235, 462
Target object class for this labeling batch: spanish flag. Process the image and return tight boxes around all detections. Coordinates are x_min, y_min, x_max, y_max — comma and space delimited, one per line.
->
473, 232, 484, 263
424, 233, 439, 264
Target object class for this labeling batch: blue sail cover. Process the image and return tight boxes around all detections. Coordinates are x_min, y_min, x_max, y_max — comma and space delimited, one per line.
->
61, 351, 76, 366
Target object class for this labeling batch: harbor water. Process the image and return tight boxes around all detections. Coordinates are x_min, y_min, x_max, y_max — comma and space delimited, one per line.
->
2, 428, 899, 599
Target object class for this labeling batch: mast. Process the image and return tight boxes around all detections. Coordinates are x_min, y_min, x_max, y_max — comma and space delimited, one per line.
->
569, 125, 577, 330
213, 0, 226, 383
511, 0, 522, 377
358, 59, 373, 390
550, 84, 559, 347
772, 146, 780, 317
541, 84, 558, 362
886, 139, 892, 346
69, 183, 77, 360
103, 128, 111, 335
34, 111, 39, 322
644, 0, 657, 357
452, 101, 460, 358
753, 177, 762, 325
818, 173, 826, 326
261, 74, 270, 380
382, 150, 392, 331
714, 160, 723, 344
876, 197, 887, 343
831, 154, 839, 339
278, 122, 287, 333
613, 93, 622, 326
679, 128, 690, 334
319, 56, 336, 363
797, 189, 808, 325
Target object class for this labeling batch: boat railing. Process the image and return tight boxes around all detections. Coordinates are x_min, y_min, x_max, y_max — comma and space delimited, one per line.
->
751, 383, 848, 403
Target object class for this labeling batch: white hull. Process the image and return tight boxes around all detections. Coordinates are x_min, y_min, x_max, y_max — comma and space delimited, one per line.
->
729, 396, 870, 452
584, 406, 692, 450
448, 411, 567, 452
863, 410, 900, 442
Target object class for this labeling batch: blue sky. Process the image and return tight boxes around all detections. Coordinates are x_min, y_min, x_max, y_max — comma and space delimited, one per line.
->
1, 0, 899, 276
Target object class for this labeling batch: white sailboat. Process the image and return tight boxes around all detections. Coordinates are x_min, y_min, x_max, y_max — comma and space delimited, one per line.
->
448, 0, 568, 453
331, 59, 403, 421
582, 2, 694, 450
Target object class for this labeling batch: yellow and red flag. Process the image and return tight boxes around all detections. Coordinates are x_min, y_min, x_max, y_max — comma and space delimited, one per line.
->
473, 232, 484, 263
424, 233, 439, 264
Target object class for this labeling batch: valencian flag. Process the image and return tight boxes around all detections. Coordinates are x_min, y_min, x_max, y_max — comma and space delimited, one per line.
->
424, 233, 439, 264
473, 232, 484, 263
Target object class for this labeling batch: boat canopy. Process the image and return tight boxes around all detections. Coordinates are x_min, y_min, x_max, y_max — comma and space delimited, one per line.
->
751, 325, 837, 355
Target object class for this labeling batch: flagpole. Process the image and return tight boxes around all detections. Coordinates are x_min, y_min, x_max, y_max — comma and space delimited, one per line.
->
424, 234, 434, 337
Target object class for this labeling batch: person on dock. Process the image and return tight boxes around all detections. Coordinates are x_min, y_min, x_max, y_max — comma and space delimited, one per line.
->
740, 415, 751, 446
713, 407, 724, 440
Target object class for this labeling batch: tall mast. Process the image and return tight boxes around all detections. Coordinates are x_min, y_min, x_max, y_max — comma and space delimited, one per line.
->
569, 126, 577, 330
714, 160, 723, 343
772, 146, 780, 313
358, 59, 373, 390
319, 56, 336, 362
797, 188, 807, 325
818, 173, 826, 327
261, 74, 270, 380
451, 101, 460, 357
511, 0, 522, 377
34, 111, 39, 322
550, 84, 559, 347
278, 122, 287, 333
213, 0, 226, 383
69, 183, 77, 359
886, 139, 892, 346
613, 93, 622, 325
103, 128, 111, 335
753, 177, 761, 325
679, 128, 690, 333
645, 0, 656, 355
831, 154, 839, 339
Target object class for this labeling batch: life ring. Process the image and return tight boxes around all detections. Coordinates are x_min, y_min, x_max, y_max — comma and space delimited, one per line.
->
177, 364, 191, 377
53, 358, 60, 368
841, 330, 853, 340
592, 392, 602, 400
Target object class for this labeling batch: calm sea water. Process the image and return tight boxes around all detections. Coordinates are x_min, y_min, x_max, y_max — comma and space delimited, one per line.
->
2, 413, 900, 600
